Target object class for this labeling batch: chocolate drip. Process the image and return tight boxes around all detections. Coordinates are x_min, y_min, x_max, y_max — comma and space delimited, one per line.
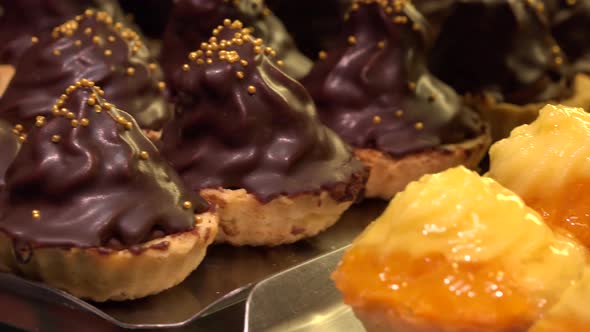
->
160, 0, 311, 80
545, 0, 590, 75
0, 10, 171, 130
0, 81, 209, 249
161, 20, 365, 202
428, 0, 570, 105
0, 0, 95, 65
0, 119, 20, 190
302, 0, 484, 158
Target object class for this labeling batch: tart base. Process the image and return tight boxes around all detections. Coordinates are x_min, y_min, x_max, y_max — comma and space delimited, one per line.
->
351, 305, 531, 332
200, 188, 354, 246
469, 73, 590, 141
0, 212, 218, 302
355, 129, 491, 200
0, 65, 15, 97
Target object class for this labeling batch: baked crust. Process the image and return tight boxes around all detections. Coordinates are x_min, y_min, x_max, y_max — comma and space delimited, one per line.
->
0, 65, 15, 97
0, 211, 218, 302
468, 73, 590, 141
200, 188, 355, 246
355, 128, 491, 200
352, 304, 532, 332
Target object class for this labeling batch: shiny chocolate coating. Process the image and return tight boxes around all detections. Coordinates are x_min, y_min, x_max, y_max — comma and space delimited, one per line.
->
0, 119, 20, 190
428, 0, 570, 105
160, 0, 311, 80
0, 0, 97, 65
0, 82, 209, 249
302, 1, 484, 158
0, 10, 171, 131
545, 0, 590, 75
161, 21, 365, 202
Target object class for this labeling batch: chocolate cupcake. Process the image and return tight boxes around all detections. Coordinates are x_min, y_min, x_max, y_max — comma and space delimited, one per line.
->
428, 0, 590, 141
160, 0, 312, 81
0, 79, 218, 302
544, 0, 590, 75
0, 10, 171, 138
161, 20, 366, 246
302, 0, 490, 200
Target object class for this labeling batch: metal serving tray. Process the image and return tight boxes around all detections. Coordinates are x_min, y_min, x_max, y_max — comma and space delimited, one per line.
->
245, 246, 364, 332
0, 200, 386, 330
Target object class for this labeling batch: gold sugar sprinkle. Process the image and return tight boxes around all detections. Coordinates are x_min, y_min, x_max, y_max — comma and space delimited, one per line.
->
183, 201, 193, 209
51, 135, 61, 143
139, 151, 149, 160
247, 85, 256, 94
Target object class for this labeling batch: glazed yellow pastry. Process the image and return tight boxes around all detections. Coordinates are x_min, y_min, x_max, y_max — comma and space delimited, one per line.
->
333, 167, 586, 332
528, 267, 590, 332
489, 104, 590, 248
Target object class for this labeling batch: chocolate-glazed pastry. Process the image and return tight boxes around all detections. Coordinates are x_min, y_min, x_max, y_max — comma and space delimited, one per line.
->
265, 0, 350, 58
544, 0, 590, 75
0, 10, 171, 133
0, 0, 94, 66
161, 20, 366, 246
0, 79, 218, 301
427, 0, 590, 140
302, 0, 490, 199
160, 0, 312, 80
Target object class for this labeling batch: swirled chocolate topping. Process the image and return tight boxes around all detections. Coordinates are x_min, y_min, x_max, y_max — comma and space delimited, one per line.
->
544, 0, 590, 74
161, 20, 365, 202
302, 0, 484, 158
0, 119, 20, 190
0, 10, 171, 131
428, 0, 570, 105
0, 0, 95, 65
0, 80, 209, 249
160, 0, 312, 80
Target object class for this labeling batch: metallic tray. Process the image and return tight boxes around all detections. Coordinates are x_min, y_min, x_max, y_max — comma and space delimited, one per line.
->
245, 246, 364, 332
0, 200, 386, 330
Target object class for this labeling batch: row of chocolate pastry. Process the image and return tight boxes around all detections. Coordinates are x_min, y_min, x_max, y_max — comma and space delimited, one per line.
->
0, 0, 541, 303
114, 0, 590, 142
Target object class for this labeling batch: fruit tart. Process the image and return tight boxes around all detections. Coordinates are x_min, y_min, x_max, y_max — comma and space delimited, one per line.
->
0, 80, 218, 301
333, 166, 587, 332
528, 267, 590, 332
0, 10, 171, 139
488, 104, 590, 249
303, 0, 490, 199
161, 20, 366, 246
